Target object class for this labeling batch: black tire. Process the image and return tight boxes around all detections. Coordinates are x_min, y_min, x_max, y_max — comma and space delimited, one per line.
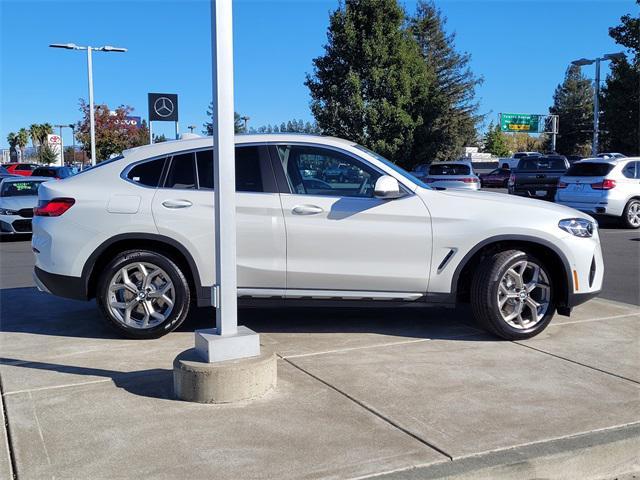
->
470, 249, 555, 340
96, 250, 191, 339
622, 199, 640, 229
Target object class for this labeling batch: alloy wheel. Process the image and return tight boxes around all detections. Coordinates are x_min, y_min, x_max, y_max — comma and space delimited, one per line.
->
628, 202, 640, 227
497, 260, 551, 330
107, 262, 175, 329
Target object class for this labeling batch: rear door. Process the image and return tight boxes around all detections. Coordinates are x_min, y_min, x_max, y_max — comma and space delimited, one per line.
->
151, 145, 286, 291
270, 143, 431, 295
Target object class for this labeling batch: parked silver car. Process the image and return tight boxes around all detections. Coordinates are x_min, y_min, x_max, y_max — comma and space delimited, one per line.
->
0, 177, 48, 235
424, 161, 480, 190
555, 157, 640, 228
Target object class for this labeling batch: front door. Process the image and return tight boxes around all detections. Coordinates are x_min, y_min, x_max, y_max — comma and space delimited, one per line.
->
271, 144, 431, 295
151, 145, 286, 290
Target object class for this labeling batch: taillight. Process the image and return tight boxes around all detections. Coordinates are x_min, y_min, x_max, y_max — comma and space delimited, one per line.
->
557, 181, 568, 189
34, 198, 75, 217
591, 179, 616, 190
461, 177, 478, 183
508, 174, 515, 186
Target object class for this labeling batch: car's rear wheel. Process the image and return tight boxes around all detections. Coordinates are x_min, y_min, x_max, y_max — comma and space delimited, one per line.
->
97, 250, 191, 339
622, 199, 640, 229
471, 249, 555, 340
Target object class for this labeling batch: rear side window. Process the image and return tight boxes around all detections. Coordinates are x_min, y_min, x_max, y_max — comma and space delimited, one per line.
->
166, 153, 196, 189
429, 164, 470, 175
127, 157, 166, 187
196, 147, 264, 192
16, 164, 35, 171
32, 168, 54, 177
565, 163, 614, 177
621, 162, 638, 179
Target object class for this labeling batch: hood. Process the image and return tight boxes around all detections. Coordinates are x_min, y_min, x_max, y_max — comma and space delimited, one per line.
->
0, 195, 39, 211
423, 187, 594, 221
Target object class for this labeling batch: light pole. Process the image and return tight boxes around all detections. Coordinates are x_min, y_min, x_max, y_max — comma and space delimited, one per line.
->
49, 43, 127, 166
187, 124, 197, 133
240, 115, 250, 132
572, 52, 626, 156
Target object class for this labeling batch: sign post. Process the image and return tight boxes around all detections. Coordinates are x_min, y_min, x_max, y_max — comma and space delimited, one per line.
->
46, 134, 63, 166
148, 93, 179, 143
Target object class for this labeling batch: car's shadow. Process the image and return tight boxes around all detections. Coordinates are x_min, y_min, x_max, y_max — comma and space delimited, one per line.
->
1, 287, 486, 342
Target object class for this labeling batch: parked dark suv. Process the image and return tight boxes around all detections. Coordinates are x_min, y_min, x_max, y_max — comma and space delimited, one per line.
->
508, 155, 570, 201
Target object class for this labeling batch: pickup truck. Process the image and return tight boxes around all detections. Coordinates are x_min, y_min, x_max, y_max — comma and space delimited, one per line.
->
507, 155, 570, 201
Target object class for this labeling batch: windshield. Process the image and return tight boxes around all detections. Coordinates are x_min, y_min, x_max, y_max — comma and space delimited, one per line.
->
517, 158, 566, 171
1, 180, 44, 197
353, 144, 427, 187
429, 164, 471, 175
566, 163, 614, 177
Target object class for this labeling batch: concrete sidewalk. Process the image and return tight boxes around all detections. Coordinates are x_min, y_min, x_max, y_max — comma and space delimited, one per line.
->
0, 286, 638, 479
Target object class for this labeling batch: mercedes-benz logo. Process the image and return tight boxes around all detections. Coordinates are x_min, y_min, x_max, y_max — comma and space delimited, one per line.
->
154, 97, 174, 118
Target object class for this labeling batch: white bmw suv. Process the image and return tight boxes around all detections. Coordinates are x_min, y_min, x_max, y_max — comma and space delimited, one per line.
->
32, 135, 603, 340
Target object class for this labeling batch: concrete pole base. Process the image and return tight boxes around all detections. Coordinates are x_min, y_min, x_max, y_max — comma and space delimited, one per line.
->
173, 348, 277, 403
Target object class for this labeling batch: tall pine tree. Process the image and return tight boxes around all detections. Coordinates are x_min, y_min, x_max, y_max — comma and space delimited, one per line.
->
305, 0, 432, 166
600, 1, 639, 155
548, 65, 594, 155
409, 0, 482, 163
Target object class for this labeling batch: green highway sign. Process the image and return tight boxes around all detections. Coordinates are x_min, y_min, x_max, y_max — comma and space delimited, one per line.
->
500, 113, 542, 133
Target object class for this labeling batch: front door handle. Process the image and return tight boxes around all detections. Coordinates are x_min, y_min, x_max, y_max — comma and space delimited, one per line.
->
162, 199, 193, 209
292, 204, 323, 215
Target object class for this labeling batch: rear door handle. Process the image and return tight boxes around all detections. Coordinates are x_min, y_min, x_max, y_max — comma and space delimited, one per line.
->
162, 199, 193, 209
292, 204, 323, 215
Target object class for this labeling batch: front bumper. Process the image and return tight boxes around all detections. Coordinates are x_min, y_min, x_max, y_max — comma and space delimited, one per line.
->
0, 217, 32, 234
33, 266, 87, 301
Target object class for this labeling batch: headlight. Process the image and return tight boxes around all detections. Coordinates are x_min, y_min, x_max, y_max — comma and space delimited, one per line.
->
0, 208, 18, 215
558, 218, 595, 238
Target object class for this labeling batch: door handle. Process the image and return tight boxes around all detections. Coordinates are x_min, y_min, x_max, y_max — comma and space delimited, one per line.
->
292, 204, 323, 215
162, 199, 193, 209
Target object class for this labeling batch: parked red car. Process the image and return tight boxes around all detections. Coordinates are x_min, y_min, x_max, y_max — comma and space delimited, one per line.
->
479, 168, 511, 188
4, 163, 39, 176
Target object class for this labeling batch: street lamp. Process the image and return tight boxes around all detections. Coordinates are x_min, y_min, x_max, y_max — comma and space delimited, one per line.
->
240, 115, 250, 132
49, 43, 127, 166
571, 52, 626, 156
187, 124, 197, 134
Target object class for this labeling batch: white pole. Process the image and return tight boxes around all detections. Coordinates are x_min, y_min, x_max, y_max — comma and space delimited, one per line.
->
87, 47, 97, 166
592, 58, 601, 156
211, 0, 238, 337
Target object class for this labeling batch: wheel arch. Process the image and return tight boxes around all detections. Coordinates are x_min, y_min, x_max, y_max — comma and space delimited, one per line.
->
83, 233, 210, 306
452, 235, 572, 312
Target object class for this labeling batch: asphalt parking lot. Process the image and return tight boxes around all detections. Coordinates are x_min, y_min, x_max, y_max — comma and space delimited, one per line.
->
0, 198, 638, 479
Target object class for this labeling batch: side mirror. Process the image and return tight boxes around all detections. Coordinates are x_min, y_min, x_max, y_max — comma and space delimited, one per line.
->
374, 175, 403, 199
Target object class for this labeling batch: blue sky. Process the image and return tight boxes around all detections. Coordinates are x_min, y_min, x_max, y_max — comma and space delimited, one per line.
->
0, 0, 635, 149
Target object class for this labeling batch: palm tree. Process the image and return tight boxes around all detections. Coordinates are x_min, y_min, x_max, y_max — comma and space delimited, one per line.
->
29, 123, 53, 161
16, 128, 29, 161
6, 132, 19, 161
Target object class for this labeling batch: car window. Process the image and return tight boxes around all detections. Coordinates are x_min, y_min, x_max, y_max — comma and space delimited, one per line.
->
565, 163, 614, 177
0, 180, 44, 197
518, 158, 566, 170
166, 153, 196, 189
195, 147, 264, 192
429, 164, 470, 175
16, 164, 35, 171
127, 157, 166, 187
621, 162, 637, 179
276, 145, 381, 198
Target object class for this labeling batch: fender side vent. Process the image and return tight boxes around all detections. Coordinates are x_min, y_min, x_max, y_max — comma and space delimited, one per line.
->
589, 256, 596, 287
437, 249, 457, 273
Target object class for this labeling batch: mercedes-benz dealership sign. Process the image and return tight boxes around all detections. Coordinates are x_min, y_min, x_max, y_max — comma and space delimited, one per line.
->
148, 93, 178, 122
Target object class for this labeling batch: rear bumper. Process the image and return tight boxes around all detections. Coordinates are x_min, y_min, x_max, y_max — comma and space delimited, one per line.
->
509, 187, 557, 201
33, 266, 87, 301
554, 199, 621, 217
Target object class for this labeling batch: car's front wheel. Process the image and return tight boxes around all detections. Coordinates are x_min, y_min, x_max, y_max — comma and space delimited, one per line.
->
622, 199, 640, 229
97, 250, 191, 339
471, 249, 555, 340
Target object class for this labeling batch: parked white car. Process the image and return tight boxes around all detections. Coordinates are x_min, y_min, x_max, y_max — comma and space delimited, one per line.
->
0, 177, 48, 235
555, 157, 640, 228
424, 161, 480, 190
32, 135, 603, 340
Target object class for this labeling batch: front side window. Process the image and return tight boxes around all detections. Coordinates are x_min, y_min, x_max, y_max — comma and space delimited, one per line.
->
276, 145, 380, 197
127, 157, 166, 187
